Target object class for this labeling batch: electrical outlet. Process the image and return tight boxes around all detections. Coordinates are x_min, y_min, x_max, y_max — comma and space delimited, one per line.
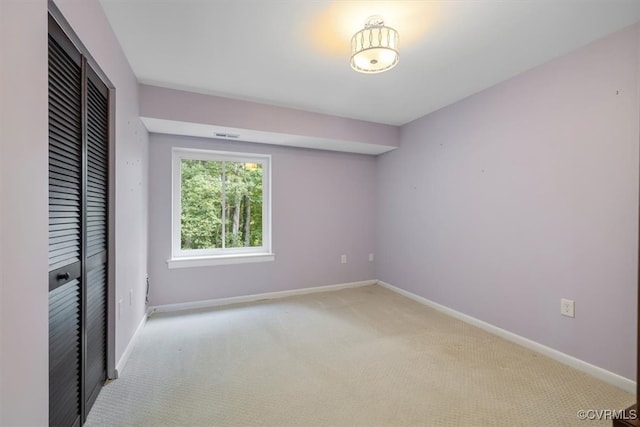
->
560, 298, 575, 318
369, 253, 374, 262
341, 254, 347, 264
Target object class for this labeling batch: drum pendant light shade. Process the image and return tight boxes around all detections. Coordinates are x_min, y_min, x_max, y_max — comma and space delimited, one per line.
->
350, 16, 399, 74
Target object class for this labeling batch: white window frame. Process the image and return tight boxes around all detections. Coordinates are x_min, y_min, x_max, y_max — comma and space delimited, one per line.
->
168, 147, 273, 269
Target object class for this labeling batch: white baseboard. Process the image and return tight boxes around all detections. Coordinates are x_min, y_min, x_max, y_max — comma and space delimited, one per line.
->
114, 313, 148, 377
377, 280, 636, 393
148, 280, 377, 315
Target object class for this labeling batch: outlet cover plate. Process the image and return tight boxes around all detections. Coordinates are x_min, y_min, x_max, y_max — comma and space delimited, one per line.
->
560, 298, 575, 318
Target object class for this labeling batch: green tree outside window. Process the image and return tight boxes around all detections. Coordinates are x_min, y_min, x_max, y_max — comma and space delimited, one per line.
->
180, 159, 263, 250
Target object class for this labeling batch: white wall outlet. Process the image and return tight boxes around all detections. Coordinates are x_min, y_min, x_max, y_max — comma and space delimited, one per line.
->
560, 298, 575, 318
341, 254, 347, 264
369, 253, 374, 262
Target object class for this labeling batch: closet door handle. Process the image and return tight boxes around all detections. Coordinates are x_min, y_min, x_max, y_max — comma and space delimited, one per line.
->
57, 272, 70, 281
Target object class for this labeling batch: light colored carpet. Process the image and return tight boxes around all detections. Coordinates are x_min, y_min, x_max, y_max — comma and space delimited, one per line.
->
86, 285, 633, 426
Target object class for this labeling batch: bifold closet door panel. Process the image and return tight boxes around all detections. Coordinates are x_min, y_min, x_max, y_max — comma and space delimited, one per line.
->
84, 69, 109, 410
48, 24, 83, 427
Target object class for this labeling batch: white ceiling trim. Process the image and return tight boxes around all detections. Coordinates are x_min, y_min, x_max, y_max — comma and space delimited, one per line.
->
141, 117, 397, 156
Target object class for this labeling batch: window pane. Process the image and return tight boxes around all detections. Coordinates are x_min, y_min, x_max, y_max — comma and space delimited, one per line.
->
173, 149, 269, 259
224, 161, 263, 248
180, 159, 223, 250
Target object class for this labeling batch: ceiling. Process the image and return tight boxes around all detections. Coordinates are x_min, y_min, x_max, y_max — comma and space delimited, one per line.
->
99, 0, 640, 127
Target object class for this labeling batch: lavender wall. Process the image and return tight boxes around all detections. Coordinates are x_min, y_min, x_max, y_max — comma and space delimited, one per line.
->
148, 134, 376, 306
139, 84, 400, 151
377, 24, 640, 380
0, 1, 148, 423
0, 1, 49, 424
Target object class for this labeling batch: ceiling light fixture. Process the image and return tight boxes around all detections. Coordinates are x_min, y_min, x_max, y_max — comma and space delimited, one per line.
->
350, 15, 399, 74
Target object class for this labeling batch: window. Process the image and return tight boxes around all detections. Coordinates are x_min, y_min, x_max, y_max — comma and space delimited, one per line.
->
169, 148, 273, 268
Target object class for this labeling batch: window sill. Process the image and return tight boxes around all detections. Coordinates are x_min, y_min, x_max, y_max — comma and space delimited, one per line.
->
167, 253, 275, 269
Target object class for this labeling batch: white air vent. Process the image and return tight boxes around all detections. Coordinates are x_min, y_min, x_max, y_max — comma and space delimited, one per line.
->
215, 132, 240, 139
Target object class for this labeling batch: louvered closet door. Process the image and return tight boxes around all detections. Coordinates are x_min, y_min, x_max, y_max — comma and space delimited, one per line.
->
49, 14, 110, 426
84, 68, 109, 411
48, 24, 83, 427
